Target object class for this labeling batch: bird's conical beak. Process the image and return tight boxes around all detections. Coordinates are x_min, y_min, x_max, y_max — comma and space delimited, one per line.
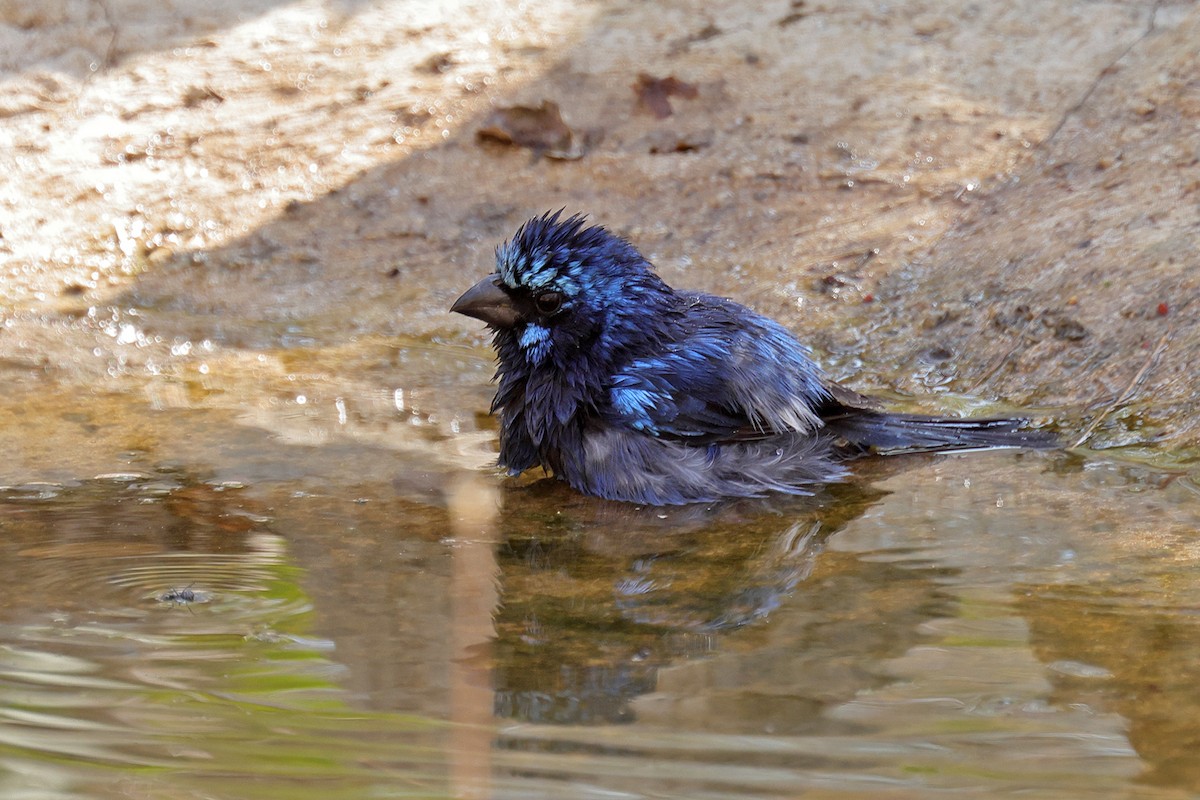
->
450, 275, 520, 329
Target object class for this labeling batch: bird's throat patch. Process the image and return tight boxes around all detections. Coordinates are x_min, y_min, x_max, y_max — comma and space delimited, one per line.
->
519, 323, 552, 364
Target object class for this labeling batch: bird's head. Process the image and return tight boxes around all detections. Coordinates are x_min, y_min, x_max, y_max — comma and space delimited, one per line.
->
451, 211, 673, 368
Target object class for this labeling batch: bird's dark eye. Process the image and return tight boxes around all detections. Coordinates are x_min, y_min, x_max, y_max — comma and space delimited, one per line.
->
534, 291, 564, 316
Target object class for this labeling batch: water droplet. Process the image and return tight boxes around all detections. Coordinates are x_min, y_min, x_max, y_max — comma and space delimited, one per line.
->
116, 324, 137, 345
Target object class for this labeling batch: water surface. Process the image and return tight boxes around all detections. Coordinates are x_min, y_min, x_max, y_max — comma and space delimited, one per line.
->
2, 343, 1199, 799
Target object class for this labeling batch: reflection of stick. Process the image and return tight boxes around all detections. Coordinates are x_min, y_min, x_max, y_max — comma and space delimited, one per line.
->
447, 474, 500, 800
1072, 333, 1170, 449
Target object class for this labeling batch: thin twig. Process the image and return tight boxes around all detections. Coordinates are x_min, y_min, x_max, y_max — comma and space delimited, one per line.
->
1038, 0, 1160, 152
1071, 333, 1170, 449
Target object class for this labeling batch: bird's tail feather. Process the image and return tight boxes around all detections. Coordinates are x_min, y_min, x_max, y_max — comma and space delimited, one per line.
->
825, 411, 1056, 454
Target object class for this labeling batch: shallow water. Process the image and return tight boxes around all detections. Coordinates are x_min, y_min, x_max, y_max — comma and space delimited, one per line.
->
2, 342, 1199, 799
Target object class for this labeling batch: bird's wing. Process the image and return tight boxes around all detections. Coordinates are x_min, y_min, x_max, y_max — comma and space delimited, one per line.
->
603, 295, 832, 443
606, 358, 758, 442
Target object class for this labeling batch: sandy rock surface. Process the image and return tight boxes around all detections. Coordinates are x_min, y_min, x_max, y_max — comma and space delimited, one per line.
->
1, 0, 1197, 462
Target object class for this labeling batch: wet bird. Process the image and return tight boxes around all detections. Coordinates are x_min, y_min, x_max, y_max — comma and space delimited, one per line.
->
451, 212, 1054, 505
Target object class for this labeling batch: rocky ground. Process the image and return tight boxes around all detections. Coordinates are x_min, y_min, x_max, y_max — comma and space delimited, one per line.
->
1, 0, 1197, 467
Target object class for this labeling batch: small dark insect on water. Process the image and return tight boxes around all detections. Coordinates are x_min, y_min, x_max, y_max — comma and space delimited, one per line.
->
159, 584, 203, 610
161, 586, 194, 603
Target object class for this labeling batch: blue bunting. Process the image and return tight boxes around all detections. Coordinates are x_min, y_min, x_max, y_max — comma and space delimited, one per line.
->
452, 212, 1054, 505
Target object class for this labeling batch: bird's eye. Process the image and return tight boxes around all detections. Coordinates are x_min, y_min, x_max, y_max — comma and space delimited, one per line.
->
534, 291, 564, 316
